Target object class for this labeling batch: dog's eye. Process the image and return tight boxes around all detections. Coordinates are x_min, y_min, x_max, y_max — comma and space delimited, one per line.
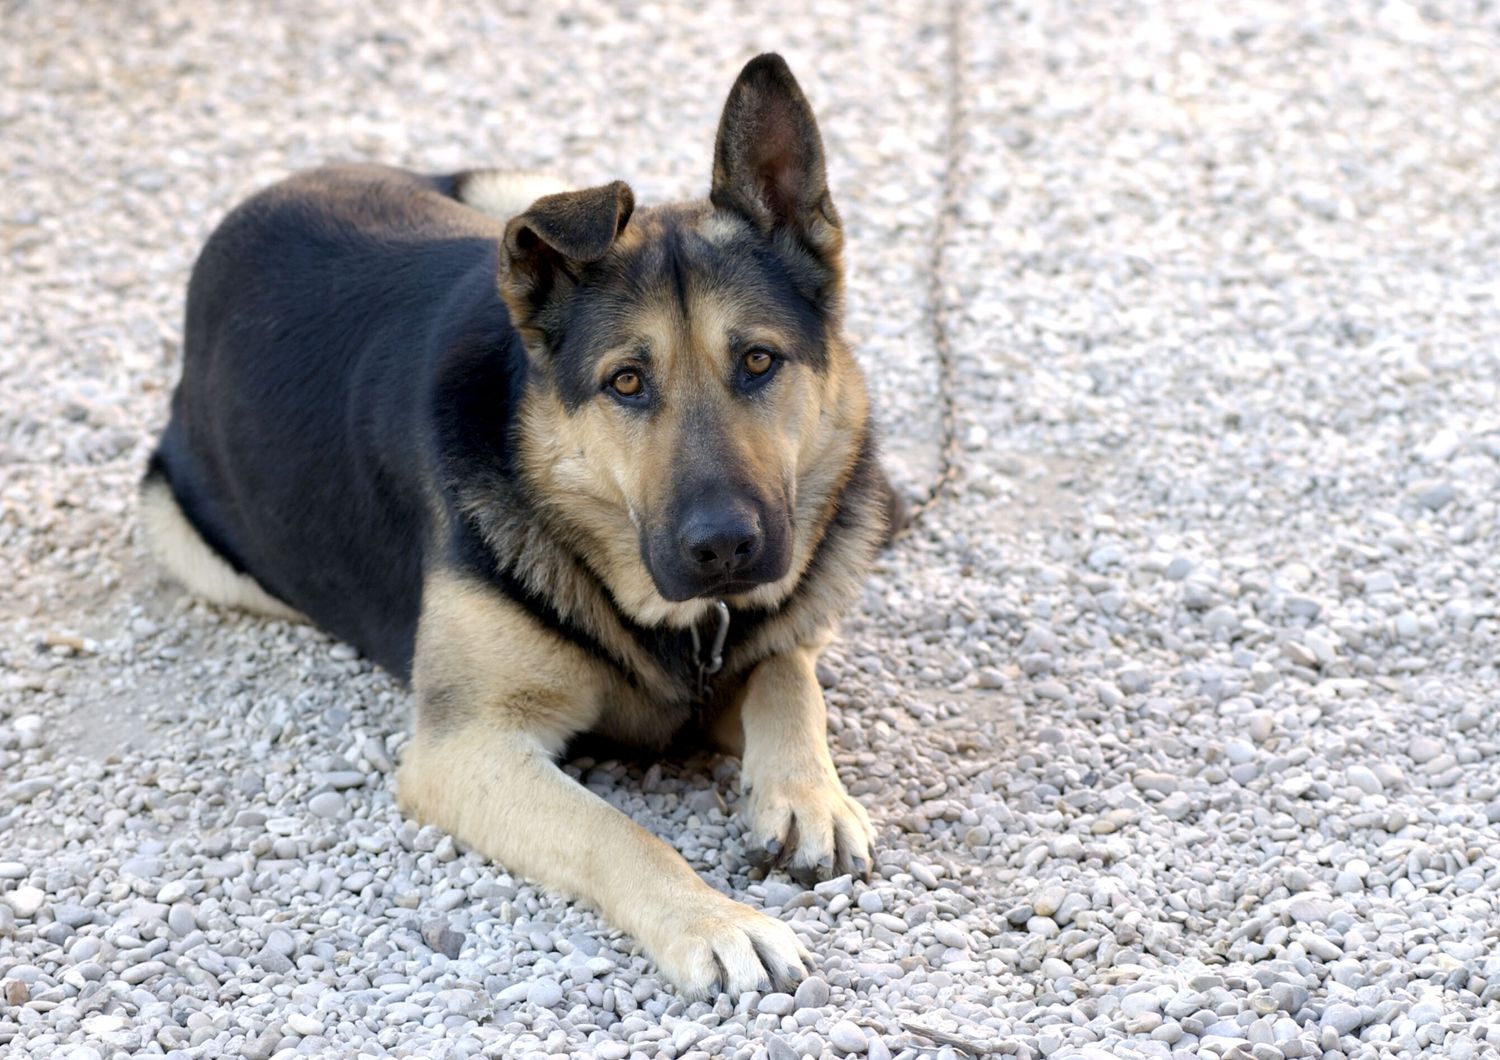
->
743, 349, 774, 376
609, 370, 643, 398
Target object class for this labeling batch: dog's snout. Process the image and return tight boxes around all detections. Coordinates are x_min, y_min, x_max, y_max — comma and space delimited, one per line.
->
645, 490, 791, 602
681, 507, 761, 574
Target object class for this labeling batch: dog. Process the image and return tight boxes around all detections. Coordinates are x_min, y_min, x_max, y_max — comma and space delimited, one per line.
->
140, 53, 901, 997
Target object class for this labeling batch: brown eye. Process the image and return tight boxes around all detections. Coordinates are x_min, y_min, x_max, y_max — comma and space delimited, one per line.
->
610, 370, 642, 397
743, 349, 774, 376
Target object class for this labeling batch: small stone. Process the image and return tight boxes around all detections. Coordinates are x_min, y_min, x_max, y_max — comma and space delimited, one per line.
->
526, 979, 564, 1009
1271, 983, 1309, 1014
156, 880, 193, 904
5, 886, 45, 919
1132, 770, 1179, 795
168, 904, 197, 936
1284, 594, 1321, 619
856, 891, 884, 914
794, 976, 831, 1010
1345, 765, 1383, 795
813, 875, 854, 899
1414, 480, 1455, 509
1304, 631, 1338, 665
975, 666, 1006, 689
1409, 999, 1442, 1025
307, 791, 345, 819
1091, 808, 1132, 834
1159, 793, 1192, 821
871, 912, 908, 933
121, 960, 168, 986
1301, 932, 1342, 960
1052, 835, 1084, 859
119, 855, 162, 879
52, 903, 92, 927
1088, 544, 1124, 569
1322, 1002, 1363, 1035
1032, 885, 1066, 917
766, 1036, 799, 1060
285, 1013, 322, 1037
762, 881, 801, 908
932, 921, 968, 948
255, 947, 293, 975
1033, 678, 1071, 701
1408, 737, 1442, 765
759, 992, 796, 1016
1122, 992, 1162, 1017
829, 1019, 868, 1053
1225, 740, 1255, 765
1287, 895, 1338, 923
1282, 642, 1318, 667
422, 919, 465, 959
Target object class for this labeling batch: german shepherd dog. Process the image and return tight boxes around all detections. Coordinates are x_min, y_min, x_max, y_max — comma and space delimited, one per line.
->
140, 54, 900, 996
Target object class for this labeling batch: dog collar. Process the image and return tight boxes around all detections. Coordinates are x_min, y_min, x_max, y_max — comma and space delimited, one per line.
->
689, 599, 731, 698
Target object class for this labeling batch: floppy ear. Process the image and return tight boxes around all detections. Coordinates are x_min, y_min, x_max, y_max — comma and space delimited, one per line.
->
502, 180, 634, 352
710, 54, 842, 266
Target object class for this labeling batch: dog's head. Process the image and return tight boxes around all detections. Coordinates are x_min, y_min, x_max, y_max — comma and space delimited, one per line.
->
504, 54, 869, 627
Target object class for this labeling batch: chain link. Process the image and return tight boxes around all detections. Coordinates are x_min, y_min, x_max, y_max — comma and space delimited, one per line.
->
897, 0, 966, 535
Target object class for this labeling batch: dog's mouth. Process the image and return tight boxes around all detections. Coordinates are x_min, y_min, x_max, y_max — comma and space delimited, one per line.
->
649, 572, 774, 604
697, 576, 762, 599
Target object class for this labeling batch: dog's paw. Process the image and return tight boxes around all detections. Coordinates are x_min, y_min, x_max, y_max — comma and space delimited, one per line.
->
653, 894, 810, 999
744, 771, 874, 885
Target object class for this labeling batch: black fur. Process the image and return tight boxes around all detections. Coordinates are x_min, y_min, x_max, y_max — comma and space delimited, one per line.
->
152, 165, 521, 676
149, 164, 891, 699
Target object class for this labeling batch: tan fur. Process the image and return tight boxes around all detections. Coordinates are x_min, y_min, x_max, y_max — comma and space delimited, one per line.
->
516, 253, 870, 632
138, 476, 303, 622
398, 570, 809, 997
733, 645, 873, 876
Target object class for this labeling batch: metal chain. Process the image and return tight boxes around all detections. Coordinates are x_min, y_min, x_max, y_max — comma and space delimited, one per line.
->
898, 0, 966, 534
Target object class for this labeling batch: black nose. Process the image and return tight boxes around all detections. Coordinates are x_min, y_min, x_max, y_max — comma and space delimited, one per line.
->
680, 507, 761, 576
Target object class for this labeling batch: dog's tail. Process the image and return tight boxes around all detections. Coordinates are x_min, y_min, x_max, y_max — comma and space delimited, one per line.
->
440, 170, 571, 222
138, 454, 304, 621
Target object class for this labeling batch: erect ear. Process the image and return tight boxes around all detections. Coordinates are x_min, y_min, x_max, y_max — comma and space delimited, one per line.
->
501, 180, 634, 351
710, 54, 842, 265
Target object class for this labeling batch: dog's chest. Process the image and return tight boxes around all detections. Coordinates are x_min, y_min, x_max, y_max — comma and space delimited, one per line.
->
589, 677, 699, 749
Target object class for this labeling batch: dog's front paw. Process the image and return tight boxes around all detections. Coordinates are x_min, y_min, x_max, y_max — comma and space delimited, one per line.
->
744, 769, 874, 885
651, 893, 810, 999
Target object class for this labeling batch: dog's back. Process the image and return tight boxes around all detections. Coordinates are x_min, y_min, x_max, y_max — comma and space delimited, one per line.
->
144, 165, 521, 675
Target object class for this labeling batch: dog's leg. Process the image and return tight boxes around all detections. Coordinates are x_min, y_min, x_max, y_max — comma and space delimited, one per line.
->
397, 571, 807, 998
138, 471, 304, 621
736, 646, 874, 883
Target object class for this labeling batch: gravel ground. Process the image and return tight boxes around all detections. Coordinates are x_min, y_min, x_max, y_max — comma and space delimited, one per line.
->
4, 1, 1500, 1058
